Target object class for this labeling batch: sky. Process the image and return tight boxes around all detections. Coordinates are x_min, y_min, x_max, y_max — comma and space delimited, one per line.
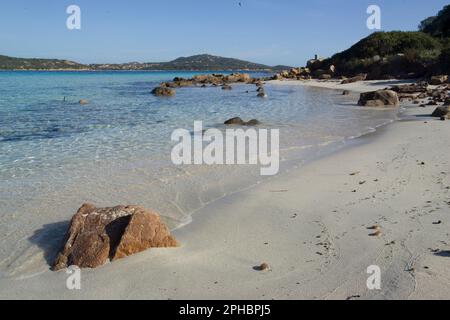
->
0, 0, 448, 66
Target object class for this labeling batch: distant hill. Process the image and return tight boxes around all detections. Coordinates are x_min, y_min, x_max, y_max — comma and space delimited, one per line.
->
91, 54, 286, 71
0, 53, 289, 71
0, 55, 87, 70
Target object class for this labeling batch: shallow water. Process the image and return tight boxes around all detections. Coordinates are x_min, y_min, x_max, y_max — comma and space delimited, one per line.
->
0, 71, 398, 277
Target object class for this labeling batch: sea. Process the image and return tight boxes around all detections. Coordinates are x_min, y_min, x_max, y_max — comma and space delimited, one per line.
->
0, 70, 399, 277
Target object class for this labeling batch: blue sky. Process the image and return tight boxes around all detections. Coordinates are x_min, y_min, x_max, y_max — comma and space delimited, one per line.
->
0, 0, 448, 66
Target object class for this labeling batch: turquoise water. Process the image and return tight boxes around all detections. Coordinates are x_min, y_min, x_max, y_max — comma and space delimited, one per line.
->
0, 71, 398, 277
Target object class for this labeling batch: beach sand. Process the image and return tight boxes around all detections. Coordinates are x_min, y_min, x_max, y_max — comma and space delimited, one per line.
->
1, 80, 450, 300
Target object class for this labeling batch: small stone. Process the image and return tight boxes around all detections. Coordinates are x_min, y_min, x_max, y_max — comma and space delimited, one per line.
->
369, 230, 382, 237
258, 263, 271, 272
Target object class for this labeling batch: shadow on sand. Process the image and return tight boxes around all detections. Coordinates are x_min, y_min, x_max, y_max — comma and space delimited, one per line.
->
28, 221, 69, 267
434, 250, 450, 258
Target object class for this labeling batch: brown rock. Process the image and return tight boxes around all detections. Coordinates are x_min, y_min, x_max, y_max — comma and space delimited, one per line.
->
152, 86, 176, 97
224, 117, 261, 126
224, 117, 245, 125
79, 99, 89, 105
341, 74, 367, 84
53, 204, 177, 270
358, 90, 399, 107
342, 90, 350, 95
113, 210, 178, 261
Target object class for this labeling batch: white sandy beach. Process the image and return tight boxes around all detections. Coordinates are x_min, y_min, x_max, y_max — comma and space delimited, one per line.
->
1, 79, 449, 300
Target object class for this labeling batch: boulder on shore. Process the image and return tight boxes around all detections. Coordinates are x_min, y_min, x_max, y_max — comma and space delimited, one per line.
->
358, 90, 399, 107
430, 75, 448, 85
53, 204, 178, 271
152, 87, 176, 97
431, 106, 449, 118
341, 74, 367, 84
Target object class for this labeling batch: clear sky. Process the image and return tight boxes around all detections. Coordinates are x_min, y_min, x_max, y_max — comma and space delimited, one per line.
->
0, 0, 448, 66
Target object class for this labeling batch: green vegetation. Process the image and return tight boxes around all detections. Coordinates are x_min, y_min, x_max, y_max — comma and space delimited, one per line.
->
319, 31, 445, 78
308, 5, 450, 78
419, 5, 450, 38
331, 32, 442, 61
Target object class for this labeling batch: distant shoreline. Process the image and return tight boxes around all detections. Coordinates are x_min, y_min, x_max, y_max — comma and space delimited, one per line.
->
0, 69, 275, 72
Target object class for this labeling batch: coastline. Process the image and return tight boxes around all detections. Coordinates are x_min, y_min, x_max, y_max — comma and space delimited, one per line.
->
2, 79, 449, 299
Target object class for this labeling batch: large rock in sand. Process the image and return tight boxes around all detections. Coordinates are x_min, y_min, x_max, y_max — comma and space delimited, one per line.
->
358, 90, 399, 107
53, 204, 178, 270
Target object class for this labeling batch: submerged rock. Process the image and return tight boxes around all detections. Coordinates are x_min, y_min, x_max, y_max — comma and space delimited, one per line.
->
224, 117, 245, 125
224, 117, 261, 126
222, 85, 232, 90
53, 204, 178, 270
257, 91, 268, 98
152, 86, 176, 97
79, 99, 89, 105
245, 119, 261, 126
358, 90, 399, 107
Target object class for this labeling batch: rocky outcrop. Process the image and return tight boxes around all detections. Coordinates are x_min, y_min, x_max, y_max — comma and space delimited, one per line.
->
224, 117, 260, 126
358, 90, 399, 107
53, 204, 177, 271
431, 106, 449, 117
152, 86, 176, 97
391, 84, 428, 93
270, 67, 312, 81
341, 74, 367, 84
430, 75, 448, 85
